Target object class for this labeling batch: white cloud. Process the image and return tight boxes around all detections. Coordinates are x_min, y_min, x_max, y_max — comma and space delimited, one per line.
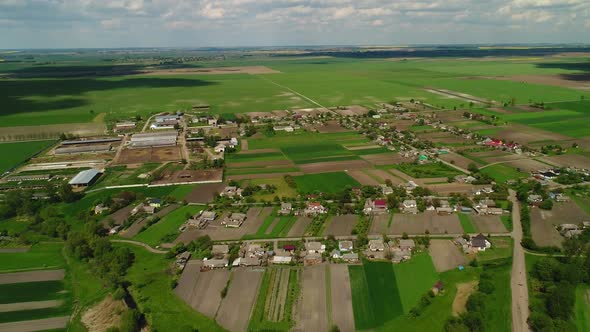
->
201, 3, 226, 19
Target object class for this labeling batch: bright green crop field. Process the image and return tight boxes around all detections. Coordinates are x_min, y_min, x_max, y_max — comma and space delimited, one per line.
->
293, 172, 360, 193
0, 140, 55, 173
134, 205, 203, 246
0, 242, 65, 272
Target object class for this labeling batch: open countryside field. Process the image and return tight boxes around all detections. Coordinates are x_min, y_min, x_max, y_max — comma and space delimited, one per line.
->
0, 243, 65, 273
0, 140, 55, 173
393, 253, 440, 313
293, 171, 360, 193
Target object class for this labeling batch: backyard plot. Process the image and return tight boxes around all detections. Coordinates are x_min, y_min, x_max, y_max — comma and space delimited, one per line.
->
134, 205, 203, 247
369, 214, 391, 235
391, 212, 464, 235
429, 240, 467, 272
393, 253, 439, 313
348, 170, 380, 186
293, 172, 360, 193
295, 265, 328, 332
329, 264, 355, 332
216, 268, 264, 332
250, 267, 299, 331
538, 154, 590, 169
0, 243, 65, 273
360, 153, 409, 166
531, 201, 589, 248
324, 214, 358, 236
287, 216, 312, 237
175, 263, 230, 319
470, 214, 508, 233
121, 204, 179, 238
298, 160, 370, 174
185, 182, 225, 203
367, 169, 405, 185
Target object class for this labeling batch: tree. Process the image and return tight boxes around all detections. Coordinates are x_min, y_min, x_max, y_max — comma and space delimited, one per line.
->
546, 284, 575, 320
468, 163, 479, 174
539, 200, 553, 210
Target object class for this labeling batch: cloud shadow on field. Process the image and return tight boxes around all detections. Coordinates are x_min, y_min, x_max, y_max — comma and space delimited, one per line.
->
0, 77, 217, 118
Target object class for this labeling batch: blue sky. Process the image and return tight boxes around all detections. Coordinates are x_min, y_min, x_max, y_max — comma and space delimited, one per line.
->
0, 0, 589, 48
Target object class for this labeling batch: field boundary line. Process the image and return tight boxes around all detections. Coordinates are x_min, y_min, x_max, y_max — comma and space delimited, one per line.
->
325, 264, 333, 328
256, 75, 334, 113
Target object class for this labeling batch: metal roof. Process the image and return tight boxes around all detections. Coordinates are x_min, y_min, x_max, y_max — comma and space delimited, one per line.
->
69, 169, 101, 185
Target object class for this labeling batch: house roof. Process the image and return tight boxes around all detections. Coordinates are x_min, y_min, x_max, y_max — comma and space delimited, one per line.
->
339, 241, 353, 250
342, 253, 359, 260
374, 199, 387, 207
471, 233, 488, 248
69, 169, 101, 185
305, 242, 323, 251
399, 239, 415, 248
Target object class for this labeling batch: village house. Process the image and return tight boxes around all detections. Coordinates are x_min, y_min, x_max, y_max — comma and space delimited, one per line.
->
94, 204, 110, 215
270, 255, 292, 264
131, 203, 145, 216
246, 243, 266, 257
143, 205, 156, 214
363, 198, 388, 215
402, 181, 419, 194
342, 253, 359, 263
212, 244, 229, 258
304, 252, 323, 266
147, 198, 162, 208
436, 200, 454, 215
527, 194, 543, 206
221, 186, 243, 198
551, 193, 570, 202
214, 144, 226, 153
222, 213, 247, 228
391, 247, 412, 263
398, 239, 416, 251
381, 185, 394, 195
278, 202, 292, 215
401, 200, 418, 214
186, 210, 217, 229
208, 118, 218, 126
304, 202, 327, 216
455, 174, 477, 184
368, 239, 385, 252
454, 237, 470, 253
305, 241, 325, 254
473, 200, 503, 215
339, 240, 353, 252
470, 233, 492, 251
203, 258, 228, 269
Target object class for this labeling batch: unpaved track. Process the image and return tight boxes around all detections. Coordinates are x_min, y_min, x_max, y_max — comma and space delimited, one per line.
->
110, 239, 166, 254
452, 281, 478, 316
509, 190, 530, 332
0, 269, 64, 284
329, 265, 355, 332
0, 300, 62, 313
216, 268, 264, 332
0, 316, 69, 332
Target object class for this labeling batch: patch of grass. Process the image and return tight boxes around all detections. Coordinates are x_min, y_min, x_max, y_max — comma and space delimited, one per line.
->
478, 237, 513, 262
0, 242, 65, 272
0, 280, 63, 304
394, 253, 439, 313
0, 217, 31, 234
227, 151, 287, 163
281, 144, 354, 164
500, 215, 513, 231
575, 285, 590, 332
134, 205, 202, 246
458, 213, 477, 233
348, 265, 375, 330
481, 262, 512, 332
480, 164, 528, 184
0, 140, 55, 173
394, 162, 464, 178
293, 171, 360, 193
248, 177, 298, 200
118, 243, 225, 331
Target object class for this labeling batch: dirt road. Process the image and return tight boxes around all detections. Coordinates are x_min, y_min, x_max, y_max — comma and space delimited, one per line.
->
509, 190, 530, 332
110, 239, 166, 254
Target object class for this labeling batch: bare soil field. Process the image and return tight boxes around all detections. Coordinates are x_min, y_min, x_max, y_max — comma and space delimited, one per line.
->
369, 214, 390, 235
295, 264, 328, 332
505, 158, 549, 172
390, 212, 463, 235
101, 205, 134, 227
452, 281, 478, 316
333, 105, 369, 117
367, 169, 405, 185
426, 183, 477, 195
141, 65, 280, 75
360, 153, 409, 166
0, 300, 62, 313
417, 132, 471, 145
484, 74, 590, 90
287, 216, 312, 237
237, 148, 280, 155
299, 160, 370, 174
121, 204, 179, 238
531, 201, 588, 248
315, 121, 351, 133
0, 269, 64, 284
429, 240, 467, 272
226, 160, 294, 168
175, 261, 230, 319
480, 154, 529, 164
241, 140, 249, 151
434, 110, 468, 123
537, 154, 590, 169
471, 215, 508, 233
0, 123, 105, 142
387, 168, 415, 182
329, 264, 356, 332
348, 170, 380, 186
228, 171, 304, 180
81, 296, 126, 332
0, 316, 69, 332
324, 214, 357, 236
216, 268, 264, 332
116, 146, 181, 164
495, 124, 571, 145
151, 169, 223, 185
439, 152, 483, 169
185, 182, 225, 203
345, 144, 381, 151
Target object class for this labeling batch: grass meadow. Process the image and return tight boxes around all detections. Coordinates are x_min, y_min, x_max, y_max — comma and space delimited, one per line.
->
393, 253, 439, 313
0, 242, 65, 272
458, 213, 477, 233
575, 285, 590, 332
480, 164, 528, 183
134, 205, 203, 246
293, 172, 360, 193
0, 140, 55, 173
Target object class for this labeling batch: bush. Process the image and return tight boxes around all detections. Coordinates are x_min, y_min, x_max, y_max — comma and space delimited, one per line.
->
113, 287, 127, 300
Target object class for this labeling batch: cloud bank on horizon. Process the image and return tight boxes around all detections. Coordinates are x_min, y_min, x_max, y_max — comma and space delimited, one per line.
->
0, 0, 589, 48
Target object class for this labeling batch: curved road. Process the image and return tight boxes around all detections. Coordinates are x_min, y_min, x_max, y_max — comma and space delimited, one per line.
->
111, 239, 167, 254
509, 189, 530, 332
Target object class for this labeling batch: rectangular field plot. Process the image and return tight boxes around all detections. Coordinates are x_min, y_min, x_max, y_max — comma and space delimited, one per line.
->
293, 172, 360, 193
134, 205, 203, 247
393, 253, 439, 313
249, 267, 299, 331
216, 268, 264, 332
324, 214, 357, 236
0, 140, 55, 173
391, 212, 463, 235
329, 264, 355, 332
282, 144, 357, 164
295, 265, 328, 332
349, 261, 403, 330
0, 243, 65, 273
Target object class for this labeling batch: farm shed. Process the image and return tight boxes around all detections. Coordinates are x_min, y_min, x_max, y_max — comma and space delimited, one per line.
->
54, 144, 112, 155
61, 137, 121, 145
130, 131, 178, 148
69, 169, 102, 187
7, 174, 51, 182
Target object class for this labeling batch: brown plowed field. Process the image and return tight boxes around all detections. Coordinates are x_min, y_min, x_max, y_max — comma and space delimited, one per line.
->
348, 170, 380, 186
141, 66, 281, 75
294, 264, 328, 332
299, 160, 370, 174
287, 217, 312, 237
228, 172, 304, 180
360, 153, 409, 165
324, 214, 357, 236
391, 212, 463, 235
151, 169, 223, 185
241, 140, 249, 151
505, 159, 549, 172
429, 240, 468, 272
531, 201, 589, 248
345, 144, 381, 150
439, 152, 483, 169
369, 214, 390, 235
185, 182, 226, 203
367, 169, 405, 185
216, 268, 264, 332
175, 261, 230, 319
329, 264, 356, 332
117, 146, 181, 164
494, 124, 571, 145
426, 183, 476, 195
484, 74, 590, 90
0, 316, 69, 332
537, 154, 590, 169
471, 215, 508, 233
316, 121, 351, 133
101, 205, 134, 226
0, 300, 62, 313
0, 269, 64, 284
226, 160, 293, 168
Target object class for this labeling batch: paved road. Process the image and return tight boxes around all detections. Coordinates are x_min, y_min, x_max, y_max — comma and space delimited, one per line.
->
509, 189, 530, 332
111, 239, 167, 254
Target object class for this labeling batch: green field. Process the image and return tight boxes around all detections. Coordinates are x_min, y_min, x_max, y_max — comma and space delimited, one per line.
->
94, 163, 161, 188
134, 205, 202, 246
293, 172, 360, 193
458, 213, 477, 233
349, 261, 404, 330
394, 162, 464, 178
480, 164, 528, 183
247, 177, 298, 200
0, 280, 63, 304
0, 140, 55, 173
575, 285, 590, 332
393, 253, 440, 313
226, 151, 288, 163
0, 243, 65, 272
